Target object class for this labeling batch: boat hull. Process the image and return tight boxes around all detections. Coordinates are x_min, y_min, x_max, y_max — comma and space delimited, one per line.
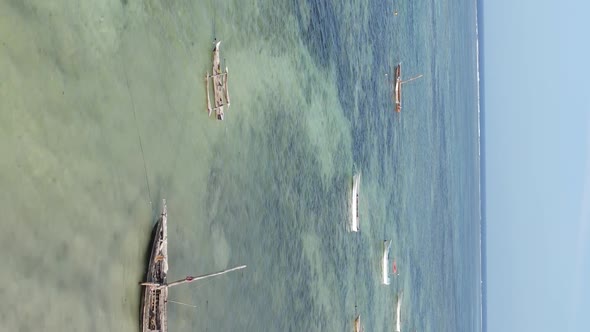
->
350, 173, 361, 232
395, 291, 403, 332
353, 315, 362, 332
394, 63, 402, 113
141, 200, 168, 332
382, 240, 391, 285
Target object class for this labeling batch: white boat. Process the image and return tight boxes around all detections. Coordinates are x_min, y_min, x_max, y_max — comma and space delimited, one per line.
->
353, 314, 363, 332
395, 291, 403, 332
382, 240, 392, 285
394, 63, 402, 113
350, 172, 361, 232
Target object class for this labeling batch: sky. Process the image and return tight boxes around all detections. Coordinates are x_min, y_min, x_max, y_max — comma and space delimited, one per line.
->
483, 0, 590, 331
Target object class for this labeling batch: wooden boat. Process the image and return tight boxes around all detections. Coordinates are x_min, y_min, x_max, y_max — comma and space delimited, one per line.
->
393, 63, 422, 113
382, 240, 392, 285
206, 41, 231, 120
140, 200, 169, 332
140, 199, 246, 332
350, 172, 361, 232
395, 291, 403, 332
353, 314, 363, 332
394, 64, 402, 113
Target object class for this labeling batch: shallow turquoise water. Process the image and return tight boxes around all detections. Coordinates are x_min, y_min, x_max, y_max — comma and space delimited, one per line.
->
0, 0, 480, 331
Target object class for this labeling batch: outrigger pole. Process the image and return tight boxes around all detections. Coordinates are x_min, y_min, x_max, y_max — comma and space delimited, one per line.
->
224, 67, 231, 107
205, 69, 231, 115
206, 72, 212, 116
168, 300, 198, 308
141, 265, 247, 289
401, 74, 423, 84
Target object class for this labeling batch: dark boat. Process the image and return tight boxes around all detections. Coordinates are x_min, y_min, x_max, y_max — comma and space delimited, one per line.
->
140, 200, 169, 332
140, 199, 246, 332
392, 63, 422, 113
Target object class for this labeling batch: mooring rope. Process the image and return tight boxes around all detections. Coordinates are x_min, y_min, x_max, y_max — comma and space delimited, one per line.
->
123, 68, 153, 206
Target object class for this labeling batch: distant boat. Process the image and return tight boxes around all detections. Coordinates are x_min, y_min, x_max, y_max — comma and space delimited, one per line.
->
395, 291, 403, 332
353, 314, 364, 332
382, 240, 392, 285
393, 63, 423, 113
140, 199, 246, 332
350, 172, 361, 232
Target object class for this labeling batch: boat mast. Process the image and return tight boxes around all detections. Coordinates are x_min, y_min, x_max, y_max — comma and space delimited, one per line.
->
168, 300, 198, 308
401, 74, 423, 84
167, 265, 246, 288
141, 265, 247, 288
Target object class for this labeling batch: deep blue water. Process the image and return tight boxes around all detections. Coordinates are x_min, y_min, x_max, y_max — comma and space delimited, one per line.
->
305, 0, 483, 330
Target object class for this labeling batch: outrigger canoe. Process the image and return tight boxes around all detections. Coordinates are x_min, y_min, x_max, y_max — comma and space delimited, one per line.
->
206, 41, 231, 120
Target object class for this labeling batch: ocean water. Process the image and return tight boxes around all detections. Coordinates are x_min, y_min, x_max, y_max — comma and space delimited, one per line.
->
0, 0, 481, 331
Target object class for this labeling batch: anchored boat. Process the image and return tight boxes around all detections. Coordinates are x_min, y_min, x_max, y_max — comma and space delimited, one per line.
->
140, 200, 169, 331
382, 240, 392, 285
350, 172, 361, 232
140, 199, 246, 332
206, 41, 231, 120
393, 63, 422, 113
395, 291, 403, 332
353, 314, 363, 332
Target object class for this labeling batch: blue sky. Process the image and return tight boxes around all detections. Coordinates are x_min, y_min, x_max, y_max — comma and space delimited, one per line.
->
483, 0, 590, 331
